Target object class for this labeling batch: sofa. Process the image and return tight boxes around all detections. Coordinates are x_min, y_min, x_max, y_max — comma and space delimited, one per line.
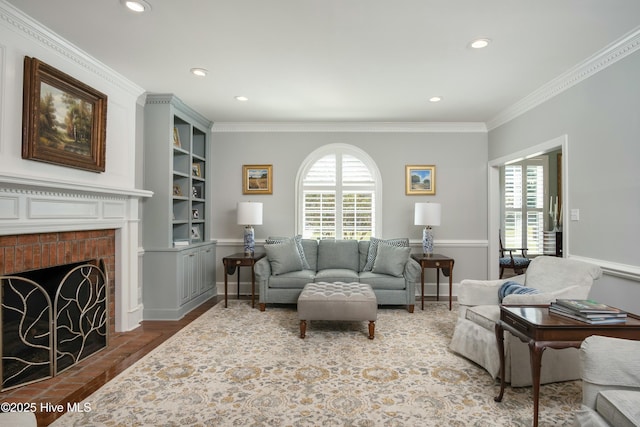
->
449, 256, 603, 387
255, 237, 421, 312
574, 335, 640, 426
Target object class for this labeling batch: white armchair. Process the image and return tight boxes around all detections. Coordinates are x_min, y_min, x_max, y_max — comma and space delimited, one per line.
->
449, 256, 603, 387
574, 336, 640, 426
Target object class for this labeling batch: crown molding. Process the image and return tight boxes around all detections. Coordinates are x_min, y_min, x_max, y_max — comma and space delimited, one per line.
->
0, 0, 145, 98
487, 26, 640, 131
212, 121, 487, 133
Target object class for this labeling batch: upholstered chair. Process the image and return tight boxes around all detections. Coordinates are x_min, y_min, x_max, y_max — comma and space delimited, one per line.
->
449, 256, 602, 387
574, 336, 640, 426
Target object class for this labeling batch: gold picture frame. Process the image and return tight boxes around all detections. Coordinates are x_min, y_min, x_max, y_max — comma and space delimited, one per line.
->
192, 163, 202, 178
406, 165, 436, 195
22, 57, 107, 172
243, 164, 273, 195
173, 127, 181, 147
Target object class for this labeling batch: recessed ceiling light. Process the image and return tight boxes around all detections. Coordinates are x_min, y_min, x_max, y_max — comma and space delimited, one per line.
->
470, 38, 491, 49
121, 0, 151, 13
429, 96, 442, 103
235, 96, 249, 102
190, 68, 208, 77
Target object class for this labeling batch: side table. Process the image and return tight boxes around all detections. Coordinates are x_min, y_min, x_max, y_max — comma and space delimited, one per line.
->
494, 305, 640, 427
222, 252, 265, 308
410, 253, 455, 310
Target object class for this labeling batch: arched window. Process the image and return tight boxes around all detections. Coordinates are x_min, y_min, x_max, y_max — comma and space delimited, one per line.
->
296, 144, 382, 239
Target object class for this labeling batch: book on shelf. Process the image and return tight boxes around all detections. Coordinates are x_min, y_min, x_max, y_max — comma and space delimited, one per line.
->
173, 239, 190, 247
553, 299, 626, 314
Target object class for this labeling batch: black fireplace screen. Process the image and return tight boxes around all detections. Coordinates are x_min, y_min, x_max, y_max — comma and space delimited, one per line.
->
1, 260, 108, 391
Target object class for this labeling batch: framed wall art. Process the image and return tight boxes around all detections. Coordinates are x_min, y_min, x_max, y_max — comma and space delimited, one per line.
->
406, 165, 436, 195
22, 57, 108, 172
242, 164, 273, 195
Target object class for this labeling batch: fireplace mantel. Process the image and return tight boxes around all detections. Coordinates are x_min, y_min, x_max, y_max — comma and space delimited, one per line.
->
0, 173, 152, 332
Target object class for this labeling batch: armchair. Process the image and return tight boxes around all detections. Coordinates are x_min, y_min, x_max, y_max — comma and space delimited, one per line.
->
499, 231, 530, 278
449, 256, 603, 387
574, 336, 640, 426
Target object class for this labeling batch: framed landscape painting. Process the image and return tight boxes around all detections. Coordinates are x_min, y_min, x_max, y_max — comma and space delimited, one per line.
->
406, 165, 436, 195
22, 57, 107, 172
242, 164, 273, 195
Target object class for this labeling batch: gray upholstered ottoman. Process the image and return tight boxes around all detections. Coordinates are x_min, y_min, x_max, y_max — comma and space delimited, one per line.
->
297, 282, 378, 339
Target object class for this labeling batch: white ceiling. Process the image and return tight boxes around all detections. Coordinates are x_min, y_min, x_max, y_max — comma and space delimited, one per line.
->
6, 0, 640, 124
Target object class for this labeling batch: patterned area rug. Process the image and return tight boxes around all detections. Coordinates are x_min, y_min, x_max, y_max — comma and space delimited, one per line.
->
51, 300, 580, 426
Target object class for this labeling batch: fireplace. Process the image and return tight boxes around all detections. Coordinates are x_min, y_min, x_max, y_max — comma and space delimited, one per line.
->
0, 230, 115, 390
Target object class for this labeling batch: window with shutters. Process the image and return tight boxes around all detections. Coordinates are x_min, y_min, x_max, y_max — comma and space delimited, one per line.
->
502, 157, 547, 255
297, 144, 381, 240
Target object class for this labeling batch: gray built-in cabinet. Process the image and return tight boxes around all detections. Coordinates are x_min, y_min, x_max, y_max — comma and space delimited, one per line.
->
142, 94, 217, 320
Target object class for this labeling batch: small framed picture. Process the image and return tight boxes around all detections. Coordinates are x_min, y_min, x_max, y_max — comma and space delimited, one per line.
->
191, 225, 201, 240
192, 209, 199, 219
172, 185, 183, 196
406, 165, 436, 195
192, 163, 202, 178
243, 164, 273, 195
173, 127, 181, 147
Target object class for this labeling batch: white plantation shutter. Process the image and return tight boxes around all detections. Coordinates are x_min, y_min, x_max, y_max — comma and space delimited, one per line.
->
503, 159, 546, 254
300, 146, 379, 240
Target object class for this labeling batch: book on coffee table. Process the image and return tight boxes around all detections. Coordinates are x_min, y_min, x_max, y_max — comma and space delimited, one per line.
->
549, 299, 627, 324
553, 299, 626, 314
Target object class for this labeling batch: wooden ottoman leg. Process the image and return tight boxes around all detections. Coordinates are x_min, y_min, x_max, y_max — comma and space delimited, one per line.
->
368, 320, 375, 340
300, 320, 307, 339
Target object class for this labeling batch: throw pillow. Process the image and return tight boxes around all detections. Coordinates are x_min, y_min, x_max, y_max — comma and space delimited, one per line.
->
363, 237, 409, 272
371, 243, 411, 277
498, 281, 540, 302
266, 235, 310, 269
264, 240, 304, 275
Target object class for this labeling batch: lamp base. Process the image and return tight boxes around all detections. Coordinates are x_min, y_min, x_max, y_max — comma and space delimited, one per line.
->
422, 226, 434, 255
243, 226, 255, 256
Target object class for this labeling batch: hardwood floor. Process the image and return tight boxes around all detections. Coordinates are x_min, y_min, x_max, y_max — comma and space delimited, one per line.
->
1, 297, 220, 426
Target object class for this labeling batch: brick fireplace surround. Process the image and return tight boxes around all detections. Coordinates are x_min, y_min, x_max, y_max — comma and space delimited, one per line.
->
0, 229, 117, 336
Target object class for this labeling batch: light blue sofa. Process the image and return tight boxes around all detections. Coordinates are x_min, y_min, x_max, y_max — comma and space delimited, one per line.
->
255, 238, 420, 312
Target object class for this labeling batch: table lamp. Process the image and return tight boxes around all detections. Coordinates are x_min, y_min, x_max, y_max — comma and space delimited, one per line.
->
414, 202, 441, 255
237, 202, 263, 255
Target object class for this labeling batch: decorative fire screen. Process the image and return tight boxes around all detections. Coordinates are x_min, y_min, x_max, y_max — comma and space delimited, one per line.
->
1, 260, 108, 391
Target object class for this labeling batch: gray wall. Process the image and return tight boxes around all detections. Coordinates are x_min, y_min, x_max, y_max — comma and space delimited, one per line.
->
210, 130, 489, 293
489, 50, 640, 313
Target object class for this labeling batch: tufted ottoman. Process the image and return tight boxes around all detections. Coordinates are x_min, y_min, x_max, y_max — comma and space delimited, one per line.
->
297, 282, 378, 339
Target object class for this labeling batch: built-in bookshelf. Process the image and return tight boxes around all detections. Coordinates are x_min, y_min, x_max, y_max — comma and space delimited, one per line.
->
142, 94, 216, 320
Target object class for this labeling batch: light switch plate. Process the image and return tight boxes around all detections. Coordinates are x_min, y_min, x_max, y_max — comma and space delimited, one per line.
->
571, 209, 580, 221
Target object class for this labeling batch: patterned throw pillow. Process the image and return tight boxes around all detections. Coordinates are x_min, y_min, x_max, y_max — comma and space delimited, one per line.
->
265, 235, 311, 269
363, 237, 410, 272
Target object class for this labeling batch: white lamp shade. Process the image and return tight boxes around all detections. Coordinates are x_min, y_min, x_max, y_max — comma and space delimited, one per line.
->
237, 202, 263, 225
414, 203, 441, 226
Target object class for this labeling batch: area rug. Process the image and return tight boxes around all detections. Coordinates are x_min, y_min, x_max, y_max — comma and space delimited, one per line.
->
51, 300, 580, 426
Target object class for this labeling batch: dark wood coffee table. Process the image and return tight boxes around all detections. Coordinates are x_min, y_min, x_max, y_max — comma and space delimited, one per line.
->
494, 305, 640, 427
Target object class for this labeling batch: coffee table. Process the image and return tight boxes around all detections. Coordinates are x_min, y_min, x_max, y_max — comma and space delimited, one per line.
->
494, 305, 640, 427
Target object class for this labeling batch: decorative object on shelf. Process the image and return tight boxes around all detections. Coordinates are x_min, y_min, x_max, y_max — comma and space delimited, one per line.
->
243, 164, 273, 195
190, 225, 201, 241
172, 185, 182, 196
22, 57, 107, 172
237, 201, 263, 255
549, 195, 562, 231
406, 165, 436, 195
173, 127, 181, 147
192, 163, 202, 177
192, 209, 199, 219
414, 202, 441, 254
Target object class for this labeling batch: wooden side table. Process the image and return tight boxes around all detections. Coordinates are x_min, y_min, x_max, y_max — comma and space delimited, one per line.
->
410, 253, 455, 310
494, 305, 640, 427
222, 252, 265, 308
